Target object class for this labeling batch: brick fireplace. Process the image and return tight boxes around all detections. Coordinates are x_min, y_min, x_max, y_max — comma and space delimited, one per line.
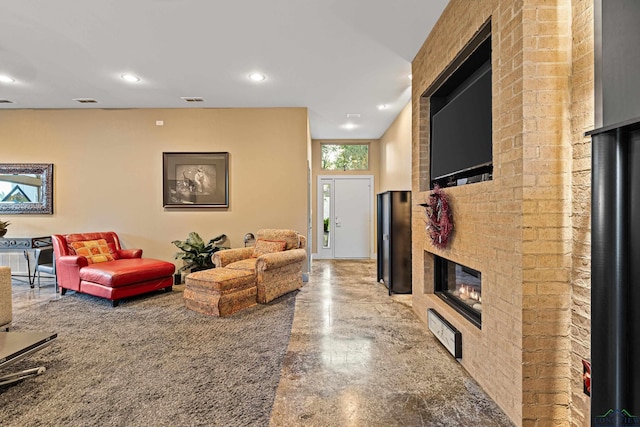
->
410, 0, 593, 425
433, 255, 482, 328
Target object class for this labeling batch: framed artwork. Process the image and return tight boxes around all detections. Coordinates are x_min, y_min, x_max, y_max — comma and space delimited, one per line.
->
0, 163, 54, 214
163, 152, 229, 208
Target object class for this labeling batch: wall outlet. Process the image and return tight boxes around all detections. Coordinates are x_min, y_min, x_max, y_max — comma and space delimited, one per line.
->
582, 359, 591, 396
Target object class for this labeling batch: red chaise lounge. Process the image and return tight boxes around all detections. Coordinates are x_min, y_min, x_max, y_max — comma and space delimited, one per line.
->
52, 232, 175, 307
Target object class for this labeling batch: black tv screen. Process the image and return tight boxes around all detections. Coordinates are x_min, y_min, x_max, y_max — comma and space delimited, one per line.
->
430, 65, 492, 182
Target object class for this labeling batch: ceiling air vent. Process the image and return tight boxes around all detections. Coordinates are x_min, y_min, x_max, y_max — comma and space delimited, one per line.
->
346, 113, 361, 118
73, 98, 98, 104
181, 97, 205, 103
0, 99, 14, 103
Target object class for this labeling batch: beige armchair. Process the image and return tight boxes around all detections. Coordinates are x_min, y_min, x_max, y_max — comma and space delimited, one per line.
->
212, 229, 306, 303
0, 266, 12, 330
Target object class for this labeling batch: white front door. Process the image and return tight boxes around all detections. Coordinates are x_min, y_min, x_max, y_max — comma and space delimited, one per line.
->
317, 176, 372, 259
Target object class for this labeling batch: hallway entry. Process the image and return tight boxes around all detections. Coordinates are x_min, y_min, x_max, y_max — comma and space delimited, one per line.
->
316, 176, 373, 259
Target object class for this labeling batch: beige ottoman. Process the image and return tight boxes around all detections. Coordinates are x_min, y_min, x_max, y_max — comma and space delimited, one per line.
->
184, 268, 256, 317
0, 266, 12, 330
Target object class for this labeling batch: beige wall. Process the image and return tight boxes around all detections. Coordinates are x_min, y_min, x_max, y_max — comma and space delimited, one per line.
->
379, 102, 412, 192
309, 105, 411, 256
411, 0, 591, 425
1, 108, 310, 267
310, 139, 380, 254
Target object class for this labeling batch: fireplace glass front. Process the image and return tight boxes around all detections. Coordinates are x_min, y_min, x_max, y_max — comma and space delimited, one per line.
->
434, 256, 482, 328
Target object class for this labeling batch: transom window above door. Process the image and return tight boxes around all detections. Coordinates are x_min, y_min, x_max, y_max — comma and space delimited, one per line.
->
321, 144, 369, 171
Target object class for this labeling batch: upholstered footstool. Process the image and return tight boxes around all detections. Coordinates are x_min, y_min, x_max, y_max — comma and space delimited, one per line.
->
183, 268, 256, 317
0, 266, 12, 330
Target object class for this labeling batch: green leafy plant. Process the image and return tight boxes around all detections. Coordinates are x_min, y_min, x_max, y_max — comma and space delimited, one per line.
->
323, 217, 330, 233
321, 144, 369, 170
171, 232, 228, 273
0, 219, 9, 237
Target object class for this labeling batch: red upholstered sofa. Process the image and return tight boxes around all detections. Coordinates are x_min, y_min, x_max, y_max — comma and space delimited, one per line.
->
52, 232, 175, 307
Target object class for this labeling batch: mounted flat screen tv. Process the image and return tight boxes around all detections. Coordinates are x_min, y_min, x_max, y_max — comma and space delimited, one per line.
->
428, 29, 492, 188
431, 63, 492, 183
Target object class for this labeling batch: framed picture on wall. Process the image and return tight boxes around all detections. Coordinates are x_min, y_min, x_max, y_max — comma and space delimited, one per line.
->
163, 152, 229, 208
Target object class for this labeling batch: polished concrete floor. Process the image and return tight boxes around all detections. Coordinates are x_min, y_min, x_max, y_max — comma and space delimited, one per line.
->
10, 261, 513, 426
9, 274, 61, 317
270, 260, 513, 426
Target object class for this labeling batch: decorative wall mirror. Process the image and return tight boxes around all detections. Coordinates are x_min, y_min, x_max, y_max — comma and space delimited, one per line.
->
0, 163, 53, 214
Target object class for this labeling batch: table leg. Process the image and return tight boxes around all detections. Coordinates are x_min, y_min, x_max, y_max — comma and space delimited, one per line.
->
0, 366, 46, 387
23, 250, 35, 288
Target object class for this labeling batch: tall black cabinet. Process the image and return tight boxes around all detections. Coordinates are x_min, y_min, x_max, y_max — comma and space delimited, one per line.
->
377, 191, 412, 295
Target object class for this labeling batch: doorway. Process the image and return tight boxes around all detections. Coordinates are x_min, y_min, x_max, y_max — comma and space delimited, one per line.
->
317, 176, 373, 259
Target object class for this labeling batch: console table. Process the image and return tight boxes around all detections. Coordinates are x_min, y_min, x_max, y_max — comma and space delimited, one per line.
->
0, 331, 57, 386
0, 236, 52, 287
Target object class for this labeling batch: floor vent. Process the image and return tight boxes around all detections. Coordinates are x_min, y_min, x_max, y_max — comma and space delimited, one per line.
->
428, 309, 462, 358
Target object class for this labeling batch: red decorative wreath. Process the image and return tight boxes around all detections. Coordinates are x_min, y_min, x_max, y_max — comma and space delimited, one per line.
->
424, 185, 453, 249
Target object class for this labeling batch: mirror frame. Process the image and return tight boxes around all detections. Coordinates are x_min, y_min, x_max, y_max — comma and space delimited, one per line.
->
0, 163, 54, 215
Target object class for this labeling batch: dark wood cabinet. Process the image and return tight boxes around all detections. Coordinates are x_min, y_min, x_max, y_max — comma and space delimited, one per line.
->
377, 191, 412, 294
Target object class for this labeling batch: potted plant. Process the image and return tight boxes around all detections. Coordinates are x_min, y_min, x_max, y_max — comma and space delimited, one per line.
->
0, 220, 9, 238
171, 232, 228, 283
323, 218, 330, 247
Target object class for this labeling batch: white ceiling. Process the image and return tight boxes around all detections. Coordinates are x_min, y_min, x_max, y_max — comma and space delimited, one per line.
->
0, 0, 449, 139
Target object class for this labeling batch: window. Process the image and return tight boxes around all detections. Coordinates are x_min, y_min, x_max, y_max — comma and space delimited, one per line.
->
321, 144, 369, 171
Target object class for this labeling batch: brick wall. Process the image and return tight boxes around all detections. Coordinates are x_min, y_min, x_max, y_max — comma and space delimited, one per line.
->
521, 0, 573, 424
411, 0, 593, 425
569, 0, 593, 425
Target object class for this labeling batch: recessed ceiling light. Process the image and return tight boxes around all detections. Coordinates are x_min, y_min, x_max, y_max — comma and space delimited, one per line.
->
248, 72, 266, 82
121, 74, 141, 83
377, 104, 389, 110
342, 123, 357, 130
0, 75, 15, 83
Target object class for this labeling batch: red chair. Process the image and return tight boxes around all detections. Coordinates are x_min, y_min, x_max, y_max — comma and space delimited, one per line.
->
52, 232, 175, 307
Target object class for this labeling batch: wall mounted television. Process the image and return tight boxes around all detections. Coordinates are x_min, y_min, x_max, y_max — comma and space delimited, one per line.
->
429, 28, 492, 188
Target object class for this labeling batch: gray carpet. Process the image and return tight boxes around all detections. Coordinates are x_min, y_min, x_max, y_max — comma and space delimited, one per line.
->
0, 288, 297, 427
